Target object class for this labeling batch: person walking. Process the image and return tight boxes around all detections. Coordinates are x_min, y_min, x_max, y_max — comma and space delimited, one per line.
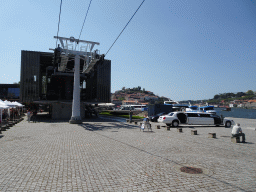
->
129, 110, 133, 122
27, 110, 31, 123
32, 110, 37, 123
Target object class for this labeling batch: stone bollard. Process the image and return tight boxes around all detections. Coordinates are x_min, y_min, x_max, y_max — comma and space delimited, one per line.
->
1, 126, 6, 131
231, 136, 240, 143
177, 128, 182, 133
157, 125, 160, 129
208, 133, 216, 138
191, 130, 197, 135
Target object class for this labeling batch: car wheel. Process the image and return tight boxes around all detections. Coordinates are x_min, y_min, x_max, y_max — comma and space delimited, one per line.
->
172, 120, 179, 127
225, 121, 231, 128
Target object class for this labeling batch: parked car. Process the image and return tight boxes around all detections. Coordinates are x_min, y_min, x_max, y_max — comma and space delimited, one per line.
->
149, 112, 168, 122
158, 111, 234, 127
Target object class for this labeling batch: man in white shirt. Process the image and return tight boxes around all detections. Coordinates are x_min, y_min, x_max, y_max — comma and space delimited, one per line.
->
27, 110, 31, 123
231, 123, 245, 143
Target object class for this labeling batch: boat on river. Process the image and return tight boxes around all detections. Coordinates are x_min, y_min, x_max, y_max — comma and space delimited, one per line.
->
186, 104, 217, 114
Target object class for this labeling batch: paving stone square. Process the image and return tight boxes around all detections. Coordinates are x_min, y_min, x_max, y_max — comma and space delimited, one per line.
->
0, 115, 255, 191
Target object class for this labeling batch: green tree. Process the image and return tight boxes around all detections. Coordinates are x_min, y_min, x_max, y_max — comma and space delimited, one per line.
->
236, 92, 245, 98
213, 94, 220, 100
226, 93, 235, 98
118, 97, 125, 101
246, 90, 254, 95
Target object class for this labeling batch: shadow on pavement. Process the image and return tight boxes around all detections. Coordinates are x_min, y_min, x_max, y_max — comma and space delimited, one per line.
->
29, 113, 105, 124
243, 142, 254, 144
79, 121, 139, 131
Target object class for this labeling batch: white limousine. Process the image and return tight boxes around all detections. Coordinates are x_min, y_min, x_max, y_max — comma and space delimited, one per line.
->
158, 111, 234, 127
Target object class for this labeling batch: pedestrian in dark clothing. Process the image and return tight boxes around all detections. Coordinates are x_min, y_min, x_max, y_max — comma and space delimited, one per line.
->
32, 110, 37, 123
129, 110, 133, 122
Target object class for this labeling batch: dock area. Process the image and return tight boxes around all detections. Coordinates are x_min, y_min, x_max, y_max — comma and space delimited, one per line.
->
0, 115, 255, 191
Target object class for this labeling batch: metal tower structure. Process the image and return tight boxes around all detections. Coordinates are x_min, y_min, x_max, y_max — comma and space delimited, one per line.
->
53, 36, 101, 124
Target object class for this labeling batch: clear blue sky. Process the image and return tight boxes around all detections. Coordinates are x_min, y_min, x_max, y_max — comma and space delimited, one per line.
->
0, 0, 255, 101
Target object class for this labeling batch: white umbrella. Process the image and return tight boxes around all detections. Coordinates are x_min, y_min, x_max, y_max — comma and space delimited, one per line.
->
0, 102, 10, 109
4, 100, 16, 108
12, 101, 24, 116
5, 100, 20, 120
3, 100, 15, 120
0, 104, 9, 124
12, 101, 24, 107
0, 106, 9, 110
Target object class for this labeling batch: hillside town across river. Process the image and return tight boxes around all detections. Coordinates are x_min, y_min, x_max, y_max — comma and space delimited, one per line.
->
110, 103, 256, 120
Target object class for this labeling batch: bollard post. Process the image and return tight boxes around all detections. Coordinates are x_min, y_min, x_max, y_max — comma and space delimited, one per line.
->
208, 133, 216, 138
231, 136, 240, 143
177, 128, 182, 132
191, 130, 197, 135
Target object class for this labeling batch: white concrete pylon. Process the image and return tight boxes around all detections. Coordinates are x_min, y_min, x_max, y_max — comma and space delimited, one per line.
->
69, 55, 82, 124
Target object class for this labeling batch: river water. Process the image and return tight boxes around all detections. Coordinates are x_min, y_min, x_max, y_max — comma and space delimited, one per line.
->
215, 107, 256, 119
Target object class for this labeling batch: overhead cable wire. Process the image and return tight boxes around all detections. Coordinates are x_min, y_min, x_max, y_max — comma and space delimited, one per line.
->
78, 0, 93, 40
105, 0, 146, 56
56, 0, 63, 48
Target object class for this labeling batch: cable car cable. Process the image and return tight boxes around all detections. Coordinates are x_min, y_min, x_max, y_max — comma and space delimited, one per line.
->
78, 0, 93, 40
105, 0, 146, 56
56, 0, 63, 48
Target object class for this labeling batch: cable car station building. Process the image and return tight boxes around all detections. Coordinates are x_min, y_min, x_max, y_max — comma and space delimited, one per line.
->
20, 37, 111, 120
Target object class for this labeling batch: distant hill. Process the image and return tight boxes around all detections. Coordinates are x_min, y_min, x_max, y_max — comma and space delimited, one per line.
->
112, 86, 169, 104
114, 87, 256, 105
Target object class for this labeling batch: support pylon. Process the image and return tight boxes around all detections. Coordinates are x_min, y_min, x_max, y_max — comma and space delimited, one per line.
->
51, 36, 100, 124
69, 55, 82, 124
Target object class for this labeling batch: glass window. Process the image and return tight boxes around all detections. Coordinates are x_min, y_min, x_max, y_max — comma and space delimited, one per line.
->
8, 88, 20, 98
200, 114, 211, 117
187, 113, 198, 117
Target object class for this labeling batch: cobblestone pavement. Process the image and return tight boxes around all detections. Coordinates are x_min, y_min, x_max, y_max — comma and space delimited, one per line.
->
0, 115, 255, 191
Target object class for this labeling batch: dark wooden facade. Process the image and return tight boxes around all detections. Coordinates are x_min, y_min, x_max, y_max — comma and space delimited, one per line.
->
20, 50, 111, 103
